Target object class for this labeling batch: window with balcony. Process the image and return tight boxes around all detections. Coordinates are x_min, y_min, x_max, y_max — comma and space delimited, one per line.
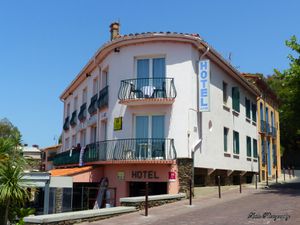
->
70, 110, 77, 127
135, 115, 165, 159
97, 86, 109, 110
88, 94, 98, 115
232, 87, 240, 112
261, 139, 266, 165
78, 103, 87, 122
233, 130, 239, 155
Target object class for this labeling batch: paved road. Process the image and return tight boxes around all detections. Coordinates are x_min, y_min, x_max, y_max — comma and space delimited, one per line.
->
81, 177, 300, 225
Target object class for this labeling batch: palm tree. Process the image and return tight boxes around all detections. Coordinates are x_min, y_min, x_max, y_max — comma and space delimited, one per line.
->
0, 160, 29, 225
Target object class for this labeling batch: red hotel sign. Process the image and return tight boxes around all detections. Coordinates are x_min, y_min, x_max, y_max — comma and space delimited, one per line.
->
169, 172, 176, 181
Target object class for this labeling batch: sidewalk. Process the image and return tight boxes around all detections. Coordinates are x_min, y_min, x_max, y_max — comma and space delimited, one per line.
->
78, 175, 298, 225
77, 186, 260, 225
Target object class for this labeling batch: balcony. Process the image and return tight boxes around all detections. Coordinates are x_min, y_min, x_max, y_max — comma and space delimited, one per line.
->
63, 116, 70, 131
97, 86, 109, 110
272, 126, 277, 138
260, 120, 266, 133
70, 111, 77, 127
88, 94, 98, 115
78, 103, 87, 122
118, 78, 176, 105
266, 123, 272, 136
53, 138, 176, 166
53, 148, 81, 166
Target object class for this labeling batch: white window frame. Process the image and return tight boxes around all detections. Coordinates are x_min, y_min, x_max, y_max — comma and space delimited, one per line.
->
134, 55, 166, 79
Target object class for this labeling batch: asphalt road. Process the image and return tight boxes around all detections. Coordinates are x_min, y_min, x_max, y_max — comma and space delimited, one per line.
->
82, 176, 300, 225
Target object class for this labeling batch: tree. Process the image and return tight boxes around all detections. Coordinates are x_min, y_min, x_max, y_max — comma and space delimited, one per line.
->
0, 118, 29, 225
267, 35, 300, 167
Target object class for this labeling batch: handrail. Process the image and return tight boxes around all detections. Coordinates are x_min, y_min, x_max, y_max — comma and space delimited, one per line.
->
118, 77, 176, 101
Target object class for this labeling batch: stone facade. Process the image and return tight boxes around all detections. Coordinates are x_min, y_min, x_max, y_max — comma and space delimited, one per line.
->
120, 197, 184, 210
177, 158, 193, 196
55, 188, 63, 213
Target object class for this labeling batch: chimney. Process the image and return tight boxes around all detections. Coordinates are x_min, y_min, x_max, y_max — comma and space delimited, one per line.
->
110, 22, 120, 40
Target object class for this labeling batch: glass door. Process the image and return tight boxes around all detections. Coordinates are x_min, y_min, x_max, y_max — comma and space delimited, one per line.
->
135, 116, 149, 159
152, 115, 165, 159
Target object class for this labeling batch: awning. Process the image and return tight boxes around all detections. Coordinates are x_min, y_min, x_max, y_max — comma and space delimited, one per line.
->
50, 166, 103, 183
50, 166, 93, 176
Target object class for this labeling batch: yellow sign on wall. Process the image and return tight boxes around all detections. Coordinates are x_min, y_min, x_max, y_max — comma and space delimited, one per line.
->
114, 117, 122, 131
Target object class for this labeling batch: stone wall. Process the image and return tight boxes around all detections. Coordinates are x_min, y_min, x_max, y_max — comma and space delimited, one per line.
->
177, 158, 192, 196
55, 188, 63, 214
120, 197, 184, 210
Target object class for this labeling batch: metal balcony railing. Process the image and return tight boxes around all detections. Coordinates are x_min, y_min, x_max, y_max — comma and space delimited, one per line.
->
53, 138, 177, 166
63, 116, 70, 131
272, 126, 277, 138
260, 120, 266, 133
266, 123, 273, 135
53, 148, 81, 166
84, 138, 177, 162
118, 78, 177, 101
97, 86, 109, 110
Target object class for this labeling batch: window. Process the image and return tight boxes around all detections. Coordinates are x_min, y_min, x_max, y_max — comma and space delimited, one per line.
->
233, 131, 239, 154
224, 127, 229, 152
80, 129, 86, 147
261, 139, 265, 165
74, 96, 78, 111
245, 98, 251, 119
90, 126, 97, 143
260, 102, 264, 121
71, 135, 76, 148
223, 82, 228, 104
82, 88, 87, 104
102, 69, 108, 89
232, 87, 240, 112
93, 78, 98, 95
246, 136, 251, 157
252, 103, 257, 122
66, 103, 70, 117
272, 144, 277, 166
65, 137, 70, 150
253, 139, 258, 158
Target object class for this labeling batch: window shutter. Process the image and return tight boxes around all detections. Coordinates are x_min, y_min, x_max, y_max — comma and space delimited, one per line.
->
236, 132, 240, 154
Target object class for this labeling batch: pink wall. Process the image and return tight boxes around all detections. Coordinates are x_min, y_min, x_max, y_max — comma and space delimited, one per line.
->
73, 167, 104, 183
101, 163, 179, 205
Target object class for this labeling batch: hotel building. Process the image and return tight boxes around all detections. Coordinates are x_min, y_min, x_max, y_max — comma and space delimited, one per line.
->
53, 23, 260, 209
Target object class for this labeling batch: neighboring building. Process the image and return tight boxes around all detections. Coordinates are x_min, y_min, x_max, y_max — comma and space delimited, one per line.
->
22, 145, 42, 171
243, 74, 281, 181
41, 144, 61, 171
54, 22, 259, 209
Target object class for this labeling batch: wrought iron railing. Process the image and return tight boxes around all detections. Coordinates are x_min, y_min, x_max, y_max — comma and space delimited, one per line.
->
70, 111, 77, 127
88, 94, 98, 115
53, 138, 177, 166
272, 126, 277, 138
260, 120, 266, 133
53, 148, 81, 166
97, 86, 109, 110
84, 138, 177, 162
78, 103, 87, 122
118, 78, 176, 101
63, 116, 70, 131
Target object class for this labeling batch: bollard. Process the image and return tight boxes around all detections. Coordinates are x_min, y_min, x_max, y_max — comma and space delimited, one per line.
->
292, 166, 295, 177
145, 182, 149, 217
283, 168, 286, 181
288, 167, 291, 179
276, 169, 278, 184
239, 174, 242, 194
255, 174, 258, 189
189, 178, 192, 206
218, 176, 221, 199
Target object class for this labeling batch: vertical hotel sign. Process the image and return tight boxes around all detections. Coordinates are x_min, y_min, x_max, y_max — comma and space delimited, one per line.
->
199, 60, 210, 112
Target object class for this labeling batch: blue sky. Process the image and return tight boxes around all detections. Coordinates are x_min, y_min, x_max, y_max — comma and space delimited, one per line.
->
0, 0, 299, 148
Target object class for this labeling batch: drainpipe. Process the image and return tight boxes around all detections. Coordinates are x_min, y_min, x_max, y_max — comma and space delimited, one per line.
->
190, 45, 210, 193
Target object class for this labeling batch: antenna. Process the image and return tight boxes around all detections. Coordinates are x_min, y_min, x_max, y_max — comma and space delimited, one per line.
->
228, 52, 232, 62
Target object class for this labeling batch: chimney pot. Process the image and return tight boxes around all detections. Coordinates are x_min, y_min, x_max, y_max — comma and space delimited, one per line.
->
110, 22, 120, 40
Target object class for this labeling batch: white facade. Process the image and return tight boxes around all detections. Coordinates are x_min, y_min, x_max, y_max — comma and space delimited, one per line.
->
61, 33, 258, 173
